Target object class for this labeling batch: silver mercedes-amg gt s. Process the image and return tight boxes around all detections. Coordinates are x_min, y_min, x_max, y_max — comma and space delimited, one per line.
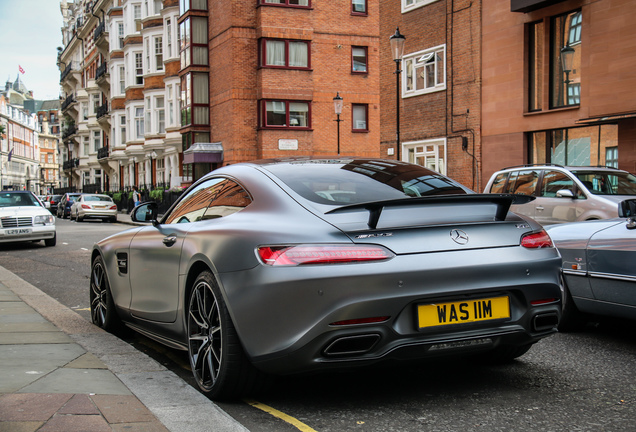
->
90, 158, 563, 399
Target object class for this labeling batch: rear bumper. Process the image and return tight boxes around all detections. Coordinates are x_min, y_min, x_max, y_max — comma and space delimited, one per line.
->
219, 246, 563, 374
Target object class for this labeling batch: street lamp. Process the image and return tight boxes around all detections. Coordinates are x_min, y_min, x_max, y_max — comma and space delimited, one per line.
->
390, 27, 406, 161
333, 92, 343, 155
560, 45, 575, 85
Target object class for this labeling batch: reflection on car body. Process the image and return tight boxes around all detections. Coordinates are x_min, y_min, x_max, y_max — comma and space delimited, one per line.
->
547, 199, 636, 330
91, 158, 563, 400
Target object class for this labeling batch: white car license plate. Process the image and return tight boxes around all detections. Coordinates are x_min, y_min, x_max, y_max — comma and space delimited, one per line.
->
7, 228, 32, 235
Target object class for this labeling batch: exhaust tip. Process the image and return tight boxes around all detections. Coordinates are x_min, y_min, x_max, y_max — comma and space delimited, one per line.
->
533, 312, 559, 332
323, 334, 381, 357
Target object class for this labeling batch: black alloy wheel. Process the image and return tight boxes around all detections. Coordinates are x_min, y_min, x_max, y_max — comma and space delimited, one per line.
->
187, 270, 265, 400
90, 256, 124, 333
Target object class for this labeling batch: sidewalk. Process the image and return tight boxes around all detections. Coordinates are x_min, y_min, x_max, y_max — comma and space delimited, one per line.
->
0, 264, 249, 432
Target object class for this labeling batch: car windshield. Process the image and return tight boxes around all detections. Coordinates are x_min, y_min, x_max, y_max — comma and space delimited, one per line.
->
263, 159, 471, 205
0, 192, 40, 207
85, 195, 112, 202
572, 170, 636, 195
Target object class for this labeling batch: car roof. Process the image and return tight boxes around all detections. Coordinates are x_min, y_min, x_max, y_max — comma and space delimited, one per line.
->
497, 164, 627, 173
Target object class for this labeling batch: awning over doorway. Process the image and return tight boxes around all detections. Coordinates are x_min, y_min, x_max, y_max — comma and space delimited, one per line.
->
183, 142, 224, 164
511, 0, 566, 13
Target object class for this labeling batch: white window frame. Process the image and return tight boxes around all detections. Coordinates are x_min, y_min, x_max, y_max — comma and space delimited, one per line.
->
154, 36, 164, 71
402, 0, 441, 13
93, 130, 101, 152
403, 138, 447, 175
165, 18, 173, 58
403, 45, 446, 98
119, 65, 126, 94
134, 106, 144, 139
134, 52, 144, 85
156, 96, 165, 134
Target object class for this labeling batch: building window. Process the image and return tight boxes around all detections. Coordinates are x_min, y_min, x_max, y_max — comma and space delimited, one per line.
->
119, 66, 126, 94
180, 72, 209, 126
352, 0, 367, 15
118, 23, 124, 49
156, 96, 165, 134
352, 104, 368, 132
550, 10, 581, 109
165, 18, 173, 58
135, 107, 144, 139
135, 52, 144, 85
93, 131, 101, 152
258, 0, 311, 8
155, 36, 163, 71
260, 100, 311, 129
402, 0, 440, 13
180, 16, 208, 68
261, 39, 310, 69
92, 94, 100, 115
120, 115, 127, 146
568, 11, 582, 45
605, 146, 618, 168
180, 0, 207, 15
528, 125, 618, 166
568, 83, 580, 105
403, 45, 446, 97
404, 139, 447, 175
134, 4, 142, 32
528, 20, 543, 112
352, 46, 368, 73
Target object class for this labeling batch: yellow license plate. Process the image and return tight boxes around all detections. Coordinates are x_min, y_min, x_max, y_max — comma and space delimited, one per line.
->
418, 296, 510, 328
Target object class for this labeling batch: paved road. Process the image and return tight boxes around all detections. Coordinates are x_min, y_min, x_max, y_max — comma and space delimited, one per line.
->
1, 218, 635, 431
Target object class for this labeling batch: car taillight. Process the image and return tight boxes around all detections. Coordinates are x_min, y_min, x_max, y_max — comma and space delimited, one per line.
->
521, 230, 553, 249
109, 205, 117, 210
257, 244, 395, 266
81, 204, 91, 209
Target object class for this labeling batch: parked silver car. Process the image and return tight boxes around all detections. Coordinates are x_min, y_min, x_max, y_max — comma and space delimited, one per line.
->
547, 199, 636, 330
91, 158, 563, 399
0, 191, 56, 246
71, 194, 118, 222
484, 165, 636, 224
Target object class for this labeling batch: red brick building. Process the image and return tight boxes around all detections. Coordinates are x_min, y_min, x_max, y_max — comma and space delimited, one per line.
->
482, 0, 636, 182
380, 0, 482, 190
179, 0, 380, 181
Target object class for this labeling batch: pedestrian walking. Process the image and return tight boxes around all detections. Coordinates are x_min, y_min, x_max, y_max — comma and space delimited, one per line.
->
132, 186, 140, 207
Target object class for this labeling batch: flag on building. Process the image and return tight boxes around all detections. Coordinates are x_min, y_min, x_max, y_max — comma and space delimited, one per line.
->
7, 148, 13, 161
18, 65, 25, 74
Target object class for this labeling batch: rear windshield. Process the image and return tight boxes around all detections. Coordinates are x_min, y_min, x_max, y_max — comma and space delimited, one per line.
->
572, 170, 636, 195
263, 159, 471, 205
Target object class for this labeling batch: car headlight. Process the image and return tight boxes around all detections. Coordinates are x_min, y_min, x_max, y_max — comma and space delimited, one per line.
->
34, 215, 55, 225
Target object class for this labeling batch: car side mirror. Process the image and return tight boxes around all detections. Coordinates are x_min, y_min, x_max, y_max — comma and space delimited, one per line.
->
555, 189, 574, 199
618, 199, 636, 230
131, 202, 159, 224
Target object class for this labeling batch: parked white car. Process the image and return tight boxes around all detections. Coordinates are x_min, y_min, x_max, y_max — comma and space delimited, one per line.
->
0, 191, 56, 246
70, 194, 118, 222
484, 165, 636, 224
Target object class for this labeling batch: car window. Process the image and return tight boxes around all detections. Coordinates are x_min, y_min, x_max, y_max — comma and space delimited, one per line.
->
508, 170, 539, 196
164, 178, 251, 224
489, 172, 509, 193
85, 195, 112, 202
264, 160, 469, 205
540, 171, 573, 197
572, 171, 636, 195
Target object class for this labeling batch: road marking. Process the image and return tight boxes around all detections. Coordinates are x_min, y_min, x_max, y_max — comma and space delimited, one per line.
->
74, 308, 90, 311
81, 248, 89, 251
244, 399, 318, 432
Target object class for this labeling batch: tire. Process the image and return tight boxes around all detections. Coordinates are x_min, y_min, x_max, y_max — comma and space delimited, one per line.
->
187, 270, 266, 400
77, 212, 84, 222
90, 256, 125, 333
110, 216, 117, 223
558, 277, 588, 332
44, 234, 56, 247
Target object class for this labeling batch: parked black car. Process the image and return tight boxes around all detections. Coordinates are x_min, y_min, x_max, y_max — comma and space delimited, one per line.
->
56, 193, 83, 219
46, 195, 62, 213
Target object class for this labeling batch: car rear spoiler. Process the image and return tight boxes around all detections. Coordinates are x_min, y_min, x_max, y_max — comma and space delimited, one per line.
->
326, 194, 534, 230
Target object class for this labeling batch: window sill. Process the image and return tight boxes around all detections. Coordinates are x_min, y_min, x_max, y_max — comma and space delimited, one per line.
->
259, 127, 313, 131
524, 105, 580, 116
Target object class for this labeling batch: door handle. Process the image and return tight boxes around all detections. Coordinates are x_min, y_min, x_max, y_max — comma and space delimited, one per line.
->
536, 206, 544, 211
162, 235, 177, 247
